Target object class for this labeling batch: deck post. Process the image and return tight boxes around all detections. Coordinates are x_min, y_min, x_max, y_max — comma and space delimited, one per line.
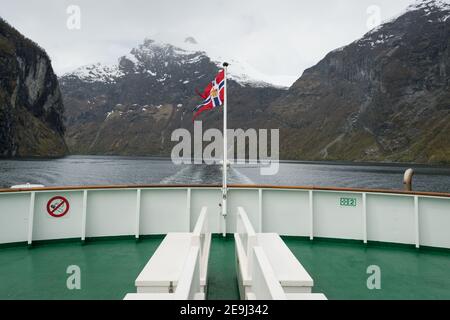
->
362, 193, 367, 244
135, 189, 141, 239
414, 196, 420, 248
309, 190, 314, 240
258, 189, 263, 232
186, 188, 191, 232
27, 191, 35, 245
81, 190, 88, 241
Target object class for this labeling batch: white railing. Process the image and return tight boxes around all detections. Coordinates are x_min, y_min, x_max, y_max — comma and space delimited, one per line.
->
0, 186, 449, 249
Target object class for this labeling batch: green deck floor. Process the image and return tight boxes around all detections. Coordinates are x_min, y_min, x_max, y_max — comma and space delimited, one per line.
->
0, 236, 449, 300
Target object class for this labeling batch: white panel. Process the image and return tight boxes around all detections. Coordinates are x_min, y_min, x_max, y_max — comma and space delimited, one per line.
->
367, 194, 415, 245
191, 189, 221, 234
228, 189, 259, 234
140, 189, 188, 235
261, 190, 309, 236
86, 190, 135, 237
33, 191, 84, 241
0, 193, 30, 243
419, 197, 450, 249
314, 191, 363, 240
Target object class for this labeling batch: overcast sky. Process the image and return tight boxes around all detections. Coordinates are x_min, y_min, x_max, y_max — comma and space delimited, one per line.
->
0, 0, 416, 86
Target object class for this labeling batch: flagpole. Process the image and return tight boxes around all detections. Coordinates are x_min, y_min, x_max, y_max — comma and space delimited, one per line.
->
222, 62, 229, 238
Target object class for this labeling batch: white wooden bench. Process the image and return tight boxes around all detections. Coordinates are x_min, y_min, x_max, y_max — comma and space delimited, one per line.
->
256, 233, 313, 293
124, 246, 205, 300
245, 246, 327, 300
134, 207, 211, 295
234, 207, 314, 299
234, 206, 257, 299
191, 206, 211, 292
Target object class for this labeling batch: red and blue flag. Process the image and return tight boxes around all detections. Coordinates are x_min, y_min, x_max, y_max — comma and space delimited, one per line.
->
192, 70, 225, 121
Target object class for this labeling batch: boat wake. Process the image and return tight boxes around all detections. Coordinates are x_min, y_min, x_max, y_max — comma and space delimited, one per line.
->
160, 164, 254, 185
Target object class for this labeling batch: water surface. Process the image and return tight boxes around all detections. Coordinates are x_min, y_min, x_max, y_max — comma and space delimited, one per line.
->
0, 156, 449, 193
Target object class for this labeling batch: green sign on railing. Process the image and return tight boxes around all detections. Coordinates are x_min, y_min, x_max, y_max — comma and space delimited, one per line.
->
340, 197, 357, 207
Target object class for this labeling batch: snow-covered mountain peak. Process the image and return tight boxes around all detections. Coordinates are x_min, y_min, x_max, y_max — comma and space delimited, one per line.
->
184, 37, 198, 45
64, 37, 289, 88
118, 37, 207, 73
63, 63, 124, 83
408, 0, 450, 12
353, 0, 449, 50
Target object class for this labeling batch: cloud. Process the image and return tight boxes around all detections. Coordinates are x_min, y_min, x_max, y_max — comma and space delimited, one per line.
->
0, 0, 415, 86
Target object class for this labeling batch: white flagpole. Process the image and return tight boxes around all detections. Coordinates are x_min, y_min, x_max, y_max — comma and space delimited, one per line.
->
222, 62, 229, 237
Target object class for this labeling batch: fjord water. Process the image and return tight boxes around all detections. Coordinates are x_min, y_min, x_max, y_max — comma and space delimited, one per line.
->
0, 155, 449, 193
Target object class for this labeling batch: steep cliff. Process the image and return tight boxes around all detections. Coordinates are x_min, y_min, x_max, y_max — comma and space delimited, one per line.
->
0, 17, 67, 157
270, 0, 450, 164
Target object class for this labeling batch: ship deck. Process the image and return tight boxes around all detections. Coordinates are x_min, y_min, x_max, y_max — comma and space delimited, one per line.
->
1, 235, 450, 300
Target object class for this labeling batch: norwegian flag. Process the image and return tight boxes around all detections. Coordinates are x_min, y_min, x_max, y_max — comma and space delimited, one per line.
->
192, 70, 225, 121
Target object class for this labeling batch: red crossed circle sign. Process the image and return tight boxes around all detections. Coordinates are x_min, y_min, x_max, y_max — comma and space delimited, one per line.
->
46, 196, 70, 218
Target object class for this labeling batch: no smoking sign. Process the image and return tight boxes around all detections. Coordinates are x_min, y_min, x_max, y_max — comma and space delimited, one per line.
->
46, 196, 70, 218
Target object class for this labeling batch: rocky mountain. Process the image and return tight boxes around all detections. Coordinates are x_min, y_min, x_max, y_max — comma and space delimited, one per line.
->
61, 0, 450, 164
0, 17, 67, 157
270, 0, 450, 164
60, 38, 285, 155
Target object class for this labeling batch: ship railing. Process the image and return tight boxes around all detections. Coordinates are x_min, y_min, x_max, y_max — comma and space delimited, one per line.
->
1, 185, 449, 250
246, 246, 327, 301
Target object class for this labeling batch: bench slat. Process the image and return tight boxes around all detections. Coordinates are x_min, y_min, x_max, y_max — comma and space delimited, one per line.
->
123, 293, 176, 300
286, 293, 327, 300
